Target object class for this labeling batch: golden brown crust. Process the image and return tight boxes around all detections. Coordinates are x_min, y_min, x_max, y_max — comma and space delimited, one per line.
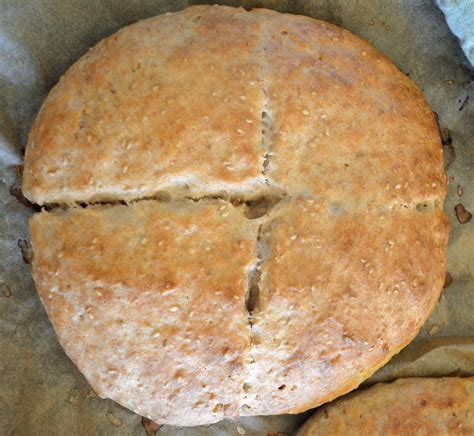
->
254, 8, 446, 207
297, 377, 474, 435
29, 200, 258, 426
23, 6, 446, 207
242, 198, 449, 416
24, 5, 450, 426
23, 6, 265, 204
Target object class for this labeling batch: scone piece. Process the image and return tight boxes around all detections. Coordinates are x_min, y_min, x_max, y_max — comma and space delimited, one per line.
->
29, 200, 258, 426
23, 6, 446, 207
242, 198, 449, 416
23, 5, 265, 204
297, 377, 474, 435
256, 9, 446, 206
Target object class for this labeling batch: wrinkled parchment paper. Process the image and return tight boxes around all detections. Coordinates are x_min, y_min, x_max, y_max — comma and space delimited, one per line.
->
1, 1, 473, 434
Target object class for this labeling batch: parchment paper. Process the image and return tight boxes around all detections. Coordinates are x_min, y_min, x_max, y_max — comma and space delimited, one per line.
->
0, 1, 472, 435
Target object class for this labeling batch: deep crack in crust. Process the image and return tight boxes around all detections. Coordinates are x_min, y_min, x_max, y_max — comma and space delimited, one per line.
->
24, 5, 449, 426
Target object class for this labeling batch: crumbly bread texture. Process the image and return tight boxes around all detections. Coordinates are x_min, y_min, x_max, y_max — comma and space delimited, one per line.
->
25, 5, 450, 427
297, 377, 474, 435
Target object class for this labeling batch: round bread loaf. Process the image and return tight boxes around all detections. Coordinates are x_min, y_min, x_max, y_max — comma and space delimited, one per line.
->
24, 5, 449, 426
297, 377, 474, 435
